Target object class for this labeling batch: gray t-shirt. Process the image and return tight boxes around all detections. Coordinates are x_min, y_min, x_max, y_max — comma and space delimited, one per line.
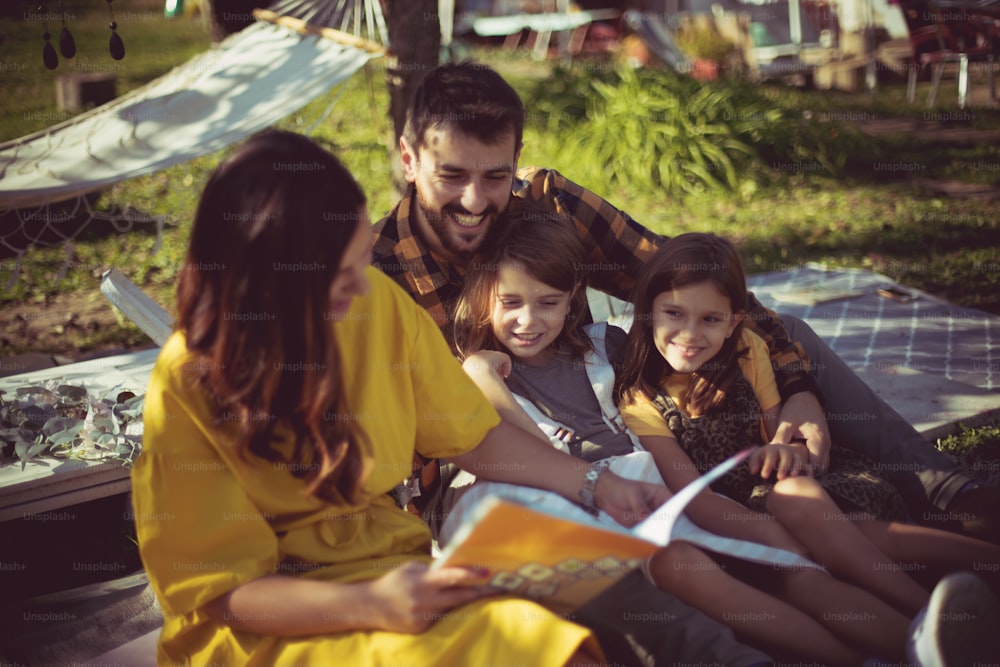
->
507, 326, 634, 463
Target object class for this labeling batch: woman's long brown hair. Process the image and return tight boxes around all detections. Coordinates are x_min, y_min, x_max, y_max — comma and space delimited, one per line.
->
176, 130, 370, 506
453, 202, 592, 361
614, 232, 749, 415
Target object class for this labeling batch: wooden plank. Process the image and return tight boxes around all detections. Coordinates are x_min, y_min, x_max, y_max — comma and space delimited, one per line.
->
100, 268, 174, 347
0, 457, 133, 524
0, 475, 131, 523
253, 9, 386, 55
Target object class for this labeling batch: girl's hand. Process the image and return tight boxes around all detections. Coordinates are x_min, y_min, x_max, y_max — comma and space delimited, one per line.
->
595, 472, 673, 527
365, 561, 495, 634
774, 392, 831, 475
748, 442, 808, 481
462, 350, 512, 381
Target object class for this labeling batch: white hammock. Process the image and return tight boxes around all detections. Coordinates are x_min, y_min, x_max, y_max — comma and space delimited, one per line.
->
0, 17, 380, 211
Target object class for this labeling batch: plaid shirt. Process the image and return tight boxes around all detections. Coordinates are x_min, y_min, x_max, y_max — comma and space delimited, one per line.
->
373, 167, 818, 510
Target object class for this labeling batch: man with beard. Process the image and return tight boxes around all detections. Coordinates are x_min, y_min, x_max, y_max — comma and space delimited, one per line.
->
371, 59, 999, 664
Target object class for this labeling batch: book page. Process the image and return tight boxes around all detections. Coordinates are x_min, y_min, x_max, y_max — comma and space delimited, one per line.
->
632, 447, 755, 544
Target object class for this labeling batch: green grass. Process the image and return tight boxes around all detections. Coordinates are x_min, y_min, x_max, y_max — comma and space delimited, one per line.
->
937, 420, 1000, 486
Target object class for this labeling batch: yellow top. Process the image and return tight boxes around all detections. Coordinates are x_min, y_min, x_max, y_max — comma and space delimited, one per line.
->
130, 268, 596, 664
621, 329, 781, 440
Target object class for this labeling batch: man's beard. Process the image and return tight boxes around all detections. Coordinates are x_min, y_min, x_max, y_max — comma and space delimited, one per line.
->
415, 190, 503, 264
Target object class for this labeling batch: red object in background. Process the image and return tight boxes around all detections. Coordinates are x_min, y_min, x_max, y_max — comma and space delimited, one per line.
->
691, 58, 720, 81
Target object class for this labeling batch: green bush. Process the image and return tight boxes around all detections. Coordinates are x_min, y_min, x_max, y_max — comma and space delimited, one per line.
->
525, 65, 867, 197
675, 24, 739, 63
529, 65, 764, 195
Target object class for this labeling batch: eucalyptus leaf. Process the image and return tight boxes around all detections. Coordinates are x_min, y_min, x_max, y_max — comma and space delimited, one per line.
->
117, 398, 145, 421
42, 416, 84, 437
98, 385, 127, 403
93, 432, 118, 447
27, 440, 51, 458
16, 440, 52, 469
0, 427, 34, 445
15, 386, 53, 397
21, 404, 56, 430
56, 385, 89, 402
48, 425, 86, 447
122, 394, 144, 410
93, 414, 121, 436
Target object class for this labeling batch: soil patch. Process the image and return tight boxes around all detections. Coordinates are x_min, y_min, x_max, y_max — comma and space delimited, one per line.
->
1, 292, 143, 373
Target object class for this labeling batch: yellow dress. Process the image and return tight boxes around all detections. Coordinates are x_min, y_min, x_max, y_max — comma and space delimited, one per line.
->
133, 266, 594, 666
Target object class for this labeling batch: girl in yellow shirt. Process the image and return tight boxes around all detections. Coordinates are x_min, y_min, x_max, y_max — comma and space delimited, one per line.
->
132, 130, 670, 665
615, 232, 1000, 665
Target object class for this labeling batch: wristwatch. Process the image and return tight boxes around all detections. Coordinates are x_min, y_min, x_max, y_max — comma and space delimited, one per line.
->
579, 459, 611, 514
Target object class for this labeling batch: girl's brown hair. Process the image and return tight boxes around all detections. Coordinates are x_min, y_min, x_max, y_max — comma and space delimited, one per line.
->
614, 232, 749, 415
453, 202, 591, 361
176, 129, 370, 506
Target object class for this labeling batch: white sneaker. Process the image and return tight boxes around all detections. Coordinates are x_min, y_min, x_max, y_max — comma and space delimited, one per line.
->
907, 571, 1000, 667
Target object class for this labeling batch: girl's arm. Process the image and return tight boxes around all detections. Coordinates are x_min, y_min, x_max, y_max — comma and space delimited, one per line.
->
453, 418, 672, 527
773, 392, 832, 475
761, 403, 780, 441
203, 563, 494, 636
461, 351, 550, 446
459, 352, 671, 525
638, 433, 808, 556
745, 325, 830, 472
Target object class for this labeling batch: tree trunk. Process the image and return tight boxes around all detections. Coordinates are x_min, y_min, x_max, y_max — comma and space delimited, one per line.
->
384, 0, 441, 194
196, 0, 259, 41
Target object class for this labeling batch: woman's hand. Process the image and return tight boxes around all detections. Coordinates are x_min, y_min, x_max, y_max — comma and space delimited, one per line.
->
462, 350, 512, 381
594, 471, 673, 527
748, 442, 809, 481
366, 562, 495, 634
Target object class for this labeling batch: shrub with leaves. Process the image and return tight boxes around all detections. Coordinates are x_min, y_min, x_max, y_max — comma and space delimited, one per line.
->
0, 382, 144, 470
530, 65, 764, 195
675, 23, 739, 63
525, 64, 865, 196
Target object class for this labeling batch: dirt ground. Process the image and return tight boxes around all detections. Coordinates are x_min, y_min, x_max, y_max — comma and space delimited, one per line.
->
1, 292, 143, 371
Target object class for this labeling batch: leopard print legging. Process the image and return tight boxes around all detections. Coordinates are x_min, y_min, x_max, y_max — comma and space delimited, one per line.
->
651, 375, 909, 522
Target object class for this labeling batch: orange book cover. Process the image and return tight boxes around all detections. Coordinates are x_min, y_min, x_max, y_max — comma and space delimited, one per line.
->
434, 448, 756, 614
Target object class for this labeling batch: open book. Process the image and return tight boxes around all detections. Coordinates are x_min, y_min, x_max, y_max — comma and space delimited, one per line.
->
433, 447, 756, 613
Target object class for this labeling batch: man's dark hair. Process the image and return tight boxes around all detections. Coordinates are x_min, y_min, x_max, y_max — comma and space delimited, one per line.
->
403, 60, 525, 151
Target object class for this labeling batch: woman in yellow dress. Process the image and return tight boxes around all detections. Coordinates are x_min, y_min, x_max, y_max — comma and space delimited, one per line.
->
131, 130, 667, 665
